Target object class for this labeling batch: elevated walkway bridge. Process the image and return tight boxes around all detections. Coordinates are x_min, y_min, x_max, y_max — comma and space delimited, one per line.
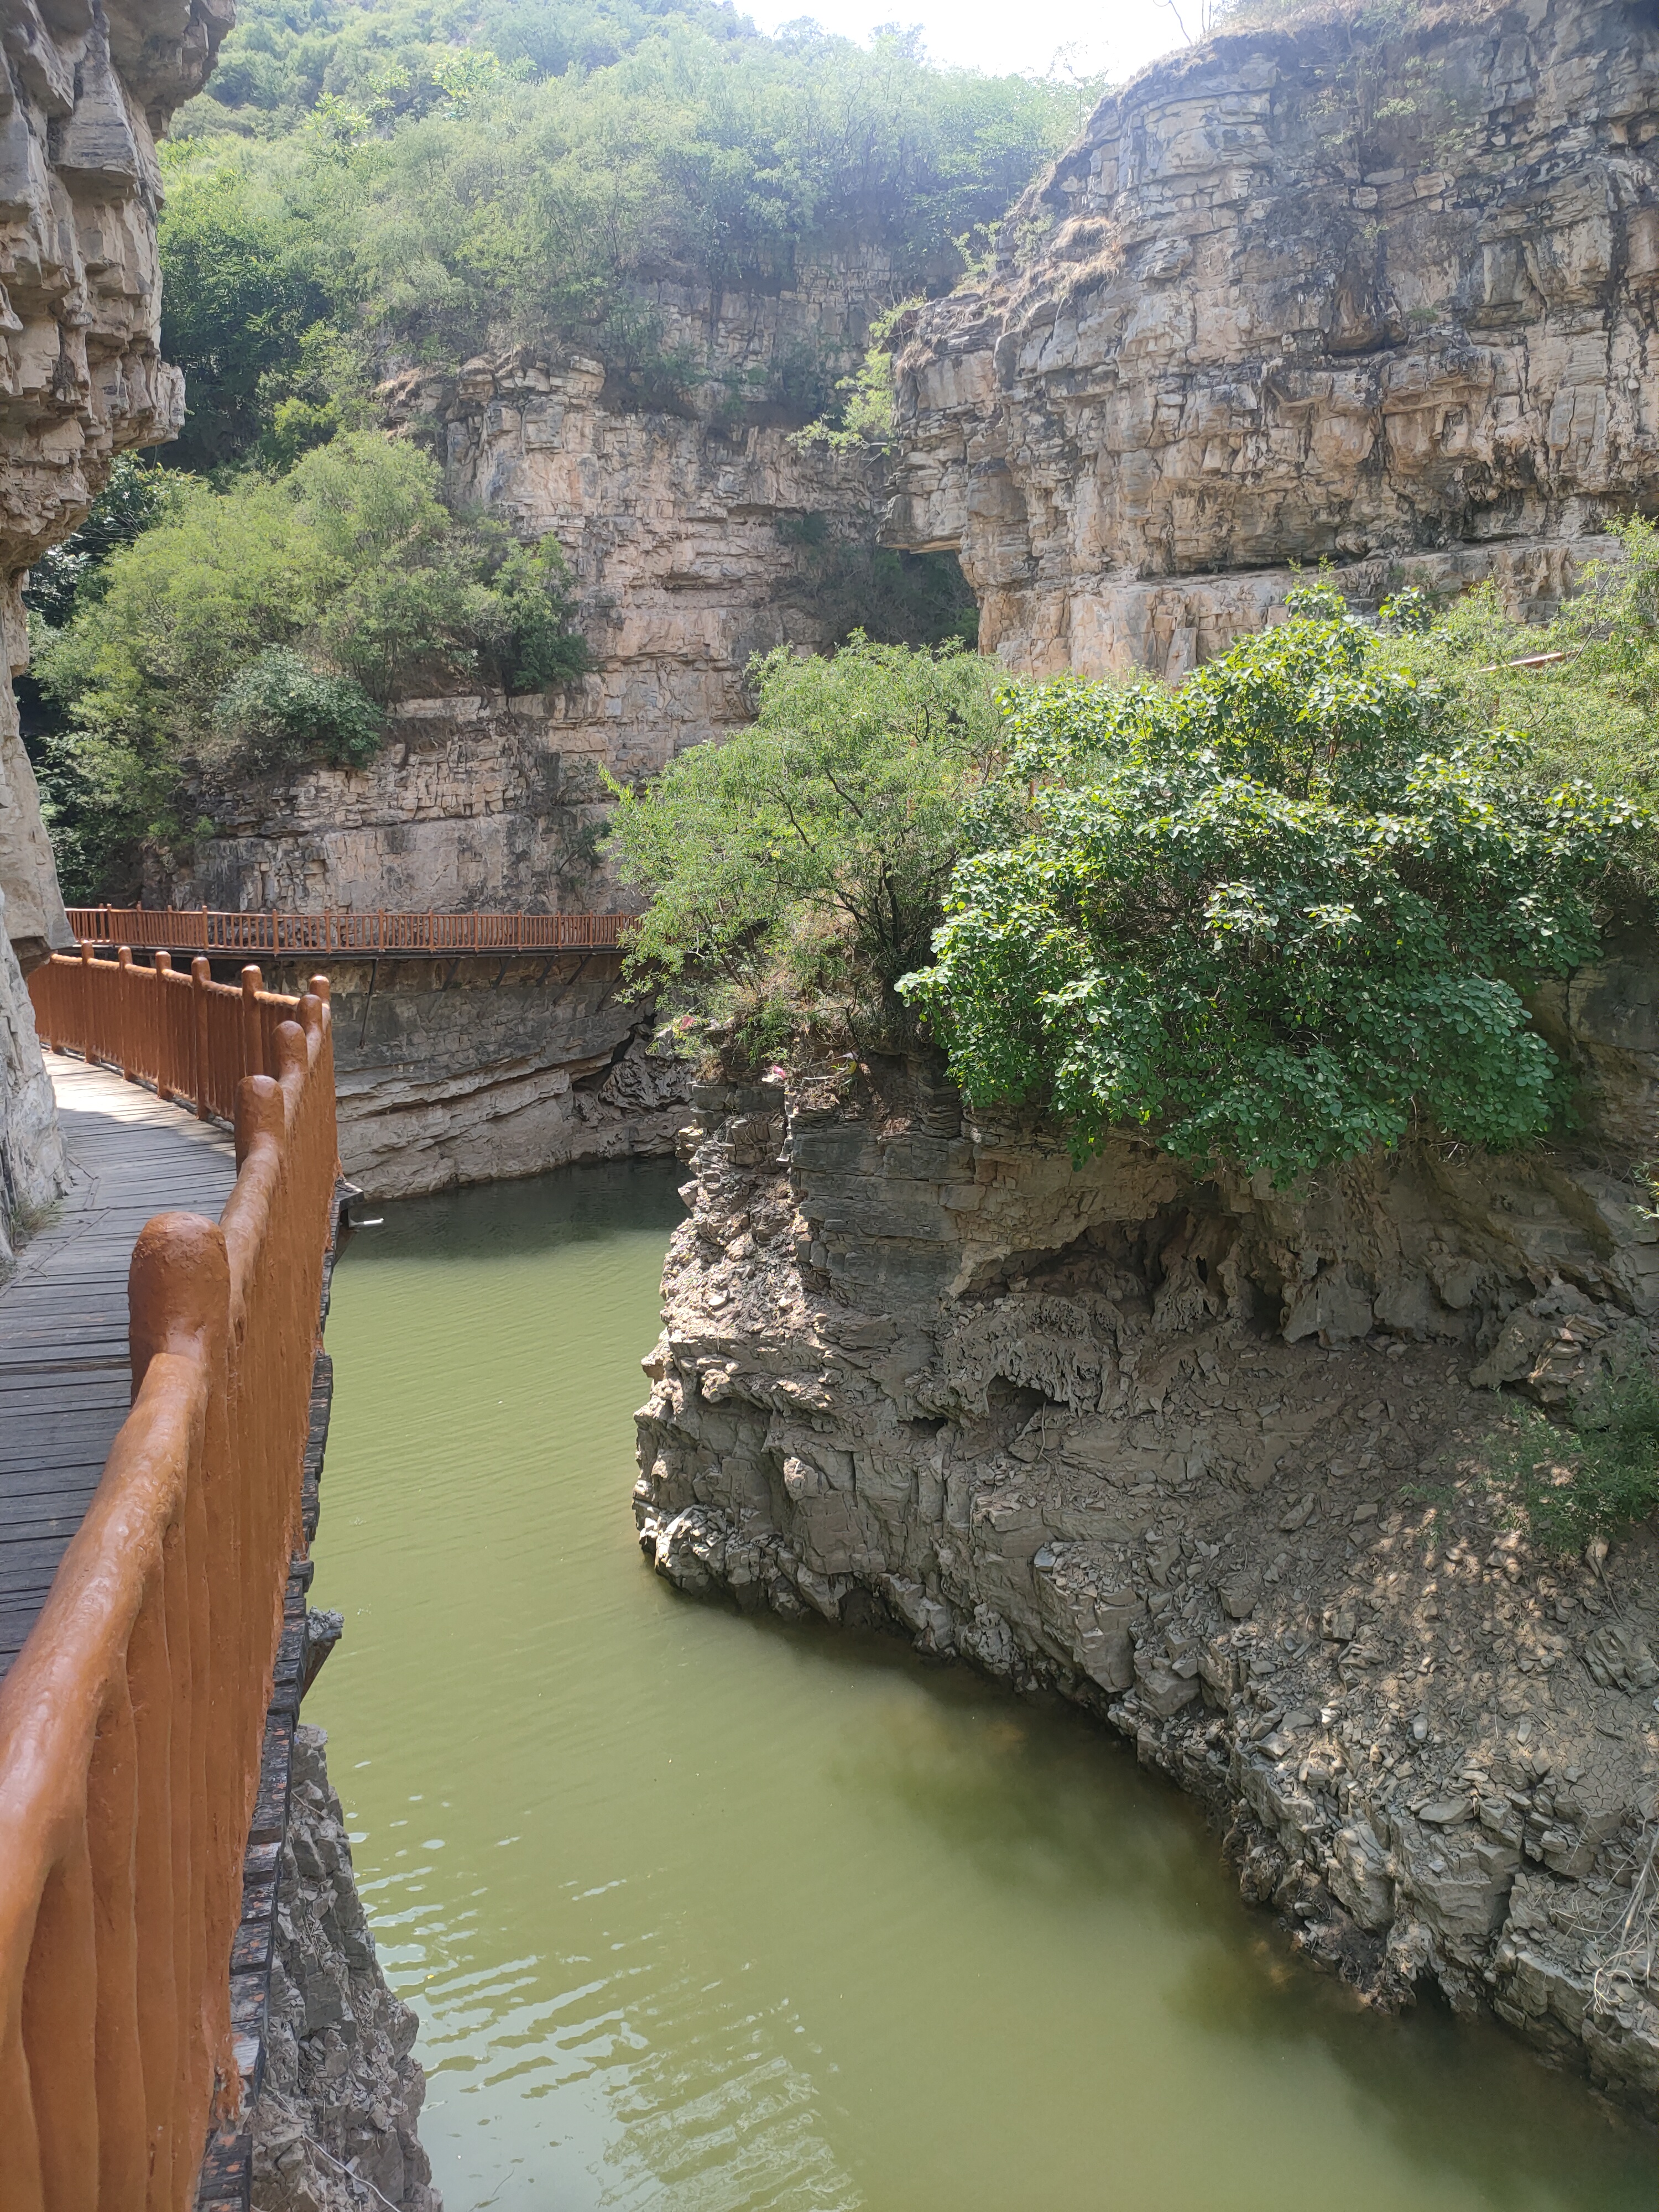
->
1, 948, 341, 2210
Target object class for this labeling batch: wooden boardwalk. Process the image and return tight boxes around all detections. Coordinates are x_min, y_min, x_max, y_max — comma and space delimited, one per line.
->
0, 1057, 236, 1680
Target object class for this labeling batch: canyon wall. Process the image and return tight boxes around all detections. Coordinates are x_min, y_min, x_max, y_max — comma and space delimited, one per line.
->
263, 953, 690, 1199
885, 0, 1659, 679
0, 0, 233, 1264
634, 943, 1659, 2107
156, 265, 914, 1193
164, 258, 905, 918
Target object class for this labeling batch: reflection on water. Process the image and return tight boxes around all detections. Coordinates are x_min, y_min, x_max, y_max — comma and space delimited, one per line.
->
311, 1162, 1652, 2212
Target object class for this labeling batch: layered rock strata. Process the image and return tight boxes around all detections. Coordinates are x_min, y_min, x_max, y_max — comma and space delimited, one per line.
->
634, 954, 1659, 2107
156, 688, 627, 916
263, 954, 691, 1199
1, 0, 232, 1258
251, 1724, 440, 2212
380, 268, 893, 786
885, 0, 1659, 678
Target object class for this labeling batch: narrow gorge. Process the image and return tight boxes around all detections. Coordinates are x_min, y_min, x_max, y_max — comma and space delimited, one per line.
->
634, 0, 1659, 2120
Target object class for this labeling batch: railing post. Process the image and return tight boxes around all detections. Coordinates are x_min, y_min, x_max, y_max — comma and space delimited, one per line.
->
116, 946, 135, 1082
191, 958, 211, 1119
309, 973, 331, 1006
241, 964, 264, 1082
153, 952, 173, 1100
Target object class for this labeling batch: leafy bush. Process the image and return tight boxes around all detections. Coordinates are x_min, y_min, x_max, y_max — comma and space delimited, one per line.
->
212, 648, 382, 771
21, 456, 179, 627
899, 588, 1645, 1182
607, 635, 1003, 1065
30, 432, 586, 889
1381, 520, 1659, 814
1477, 1376, 1659, 1554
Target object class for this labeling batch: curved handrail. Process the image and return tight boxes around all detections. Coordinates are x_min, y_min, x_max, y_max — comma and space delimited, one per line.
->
0, 968, 337, 2206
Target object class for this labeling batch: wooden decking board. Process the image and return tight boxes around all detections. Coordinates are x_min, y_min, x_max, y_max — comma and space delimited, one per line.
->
0, 1059, 237, 1683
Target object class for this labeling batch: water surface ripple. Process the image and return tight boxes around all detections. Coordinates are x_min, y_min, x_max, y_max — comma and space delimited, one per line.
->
311, 1162, 1651, 2211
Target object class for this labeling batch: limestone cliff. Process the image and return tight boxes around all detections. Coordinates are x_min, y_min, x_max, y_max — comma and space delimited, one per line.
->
634, 948, 1659, 2106
259, 953, 690, 1201
0, 0, 231, 1262
885, 0, 1659, 677
164, 260, 904, 922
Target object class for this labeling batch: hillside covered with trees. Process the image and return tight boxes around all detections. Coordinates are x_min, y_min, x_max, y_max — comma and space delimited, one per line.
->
24, 0, 1093, 898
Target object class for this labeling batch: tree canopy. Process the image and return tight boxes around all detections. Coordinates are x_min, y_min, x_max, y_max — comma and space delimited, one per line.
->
161, 0, 1098, 468
30, 432, 586, 899
614, 586, 1652, 1185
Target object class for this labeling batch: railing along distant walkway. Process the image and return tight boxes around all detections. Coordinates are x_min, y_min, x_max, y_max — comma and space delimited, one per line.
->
67, 905, 634, 957
32, 944, 307, 1126
2, 952, 338, 2204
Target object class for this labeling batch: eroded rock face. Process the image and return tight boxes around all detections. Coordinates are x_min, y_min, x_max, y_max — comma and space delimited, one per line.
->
0, 0, 229, 1256
252, 1725, 441, 2212
635, 967, 1659, 2106
886, 0, 1659, 678
262, 955, 691, 1199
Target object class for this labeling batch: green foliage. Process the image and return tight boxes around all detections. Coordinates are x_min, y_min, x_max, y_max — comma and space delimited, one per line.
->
607, 635, 1003, 1064
791, 298, 920, 452
900, 588, 1645, 1183
1380, 519, 1659, 814
157, 159, 339, 471
20, 456, 179, 628
1476, 1375, 1659, 1554
30, 433, 587, 888
163, 3, 1092, 455
212, 648, 383, 771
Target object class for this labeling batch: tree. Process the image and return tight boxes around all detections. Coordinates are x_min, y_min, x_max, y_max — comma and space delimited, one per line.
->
899, 588, 1646, 1182
607, 635, 1004, 1063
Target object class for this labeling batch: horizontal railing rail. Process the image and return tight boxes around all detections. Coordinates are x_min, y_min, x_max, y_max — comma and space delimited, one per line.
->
30, 945, 301, 1127
1, 959, 338, 2207
66, 906, 635, 956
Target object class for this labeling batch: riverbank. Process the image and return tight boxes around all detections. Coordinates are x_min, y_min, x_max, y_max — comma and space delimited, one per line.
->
634, 1067, 1659, 2112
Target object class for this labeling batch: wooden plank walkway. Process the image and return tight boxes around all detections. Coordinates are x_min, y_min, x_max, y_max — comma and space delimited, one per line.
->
0, 1057, 236, 1681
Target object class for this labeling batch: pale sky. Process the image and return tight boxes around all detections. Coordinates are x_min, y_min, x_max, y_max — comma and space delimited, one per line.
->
744, 0, 1191, 84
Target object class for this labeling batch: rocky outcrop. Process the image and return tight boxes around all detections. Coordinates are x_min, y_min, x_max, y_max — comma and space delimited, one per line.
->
634, 952, 1659, 2108
155, 688, 623, 917
251, 1725, 440, 2212
167, 284, 900, 921
0, 0, 233, 1257
264, 954, 691, 1199
382, 263, 895, 785
885, 0, 1659, 677
152, 265, 914, 1194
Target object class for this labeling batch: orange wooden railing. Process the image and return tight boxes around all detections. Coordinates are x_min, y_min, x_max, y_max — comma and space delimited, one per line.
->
30, 946, 316, 1127
0, 961, 337, 2207
66, 905, 633, 956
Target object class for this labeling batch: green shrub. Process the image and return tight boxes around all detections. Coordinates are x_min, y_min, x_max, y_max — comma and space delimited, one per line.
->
212, 648, 383, 771
31, 432, 587, 886
1477, 1375, 1659, 1554
606, 634, 1003, 1065
899, 588, 1646, 1182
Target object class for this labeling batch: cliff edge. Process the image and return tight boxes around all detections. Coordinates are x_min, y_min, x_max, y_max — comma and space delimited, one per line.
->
0, 0, 237, 1261
885, 0, 1659, 677
634, 953, 1659, 2107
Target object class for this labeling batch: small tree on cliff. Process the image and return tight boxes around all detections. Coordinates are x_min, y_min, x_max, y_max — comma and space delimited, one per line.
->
606, 634, 1004, 1067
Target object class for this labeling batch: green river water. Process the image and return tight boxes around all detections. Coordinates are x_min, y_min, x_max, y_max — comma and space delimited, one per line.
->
309, 1161, 1653, 2212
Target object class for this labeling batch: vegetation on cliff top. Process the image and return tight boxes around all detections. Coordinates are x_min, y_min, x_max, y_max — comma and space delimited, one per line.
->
161, 0, 1097, 470
29, 435, 585, 901
616, 560, 1654, 1186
